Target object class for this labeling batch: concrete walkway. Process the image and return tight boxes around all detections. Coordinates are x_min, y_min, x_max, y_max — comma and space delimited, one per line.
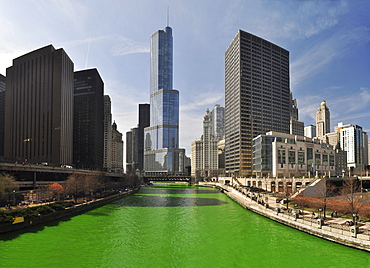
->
199, 182, 370, 252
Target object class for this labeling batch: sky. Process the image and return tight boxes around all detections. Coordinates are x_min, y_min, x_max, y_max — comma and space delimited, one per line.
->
0, 0, 369, 162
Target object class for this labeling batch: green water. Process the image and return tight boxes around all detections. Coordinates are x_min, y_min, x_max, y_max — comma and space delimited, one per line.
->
1, 184, 369, 267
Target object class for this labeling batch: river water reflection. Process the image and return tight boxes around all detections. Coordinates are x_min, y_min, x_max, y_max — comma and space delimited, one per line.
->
1, 183, 369, 267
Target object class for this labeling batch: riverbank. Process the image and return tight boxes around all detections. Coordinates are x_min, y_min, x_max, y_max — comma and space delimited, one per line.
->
0, 188, 139, 234
200, 182, 370, 252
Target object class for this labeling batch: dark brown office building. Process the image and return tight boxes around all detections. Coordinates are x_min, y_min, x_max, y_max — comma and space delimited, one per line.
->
0, 74, 5, 158
4, 45, 74, 165
73, 69, 104, 170
225, 30, 290, 176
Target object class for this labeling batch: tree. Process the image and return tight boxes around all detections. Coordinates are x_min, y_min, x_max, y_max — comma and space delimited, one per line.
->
85, 173, 103, 199
48, 183, 64, 201
0, 173, 19, 205
340, 177, 364, 224
65, 174, 86, 203
314, 177, 336, 219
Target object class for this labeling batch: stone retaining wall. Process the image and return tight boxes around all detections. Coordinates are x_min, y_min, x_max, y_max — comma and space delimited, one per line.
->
211, 184, 370, 252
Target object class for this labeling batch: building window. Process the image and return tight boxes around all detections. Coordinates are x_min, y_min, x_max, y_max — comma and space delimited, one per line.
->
322, 154, 328, 166
315, 153, 321, 165
288, 151, 295, 164
329, 155, 335, 166
298, 151, 305, 164
278, 149, 286, 164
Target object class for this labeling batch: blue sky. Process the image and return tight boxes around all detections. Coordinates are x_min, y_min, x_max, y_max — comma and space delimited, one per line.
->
0, 0, 369, 160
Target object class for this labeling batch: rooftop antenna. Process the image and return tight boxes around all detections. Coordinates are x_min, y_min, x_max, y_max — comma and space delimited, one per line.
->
167, 6, 169, 26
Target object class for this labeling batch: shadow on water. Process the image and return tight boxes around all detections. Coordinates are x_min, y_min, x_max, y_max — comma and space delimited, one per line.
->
140, 188, 218, 195
115, 195, 229, 207
0, 216, 73, 241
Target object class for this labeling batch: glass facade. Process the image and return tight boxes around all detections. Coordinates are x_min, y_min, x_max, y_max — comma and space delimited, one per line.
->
144, 25, 184, 175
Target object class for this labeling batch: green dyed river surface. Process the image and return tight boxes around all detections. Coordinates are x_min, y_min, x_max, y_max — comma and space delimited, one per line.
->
1, 184, 369, 267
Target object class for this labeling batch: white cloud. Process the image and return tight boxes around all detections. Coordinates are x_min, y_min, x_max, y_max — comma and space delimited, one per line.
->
291, 27, 370, 88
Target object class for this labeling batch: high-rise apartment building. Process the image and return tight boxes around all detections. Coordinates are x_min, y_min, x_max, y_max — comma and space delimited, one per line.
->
4, 45, 74, 165
103, 95, 112, 172
111, 121, 124, 173
316, 101, 330, 139
73, 69, 104, 170
211, 104, 225, 141
191, 109, 219, 179
225, 30, 290, 176
337, 123, 367, 172
144, 24, 185, 176
289, 93, 304, 136
0, 74, 5, 158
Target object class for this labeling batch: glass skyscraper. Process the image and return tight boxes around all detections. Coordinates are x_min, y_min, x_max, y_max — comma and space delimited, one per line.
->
144, 25, 185, 176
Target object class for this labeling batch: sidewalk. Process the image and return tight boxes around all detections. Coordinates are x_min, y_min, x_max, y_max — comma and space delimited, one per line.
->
200, 182, 370, 252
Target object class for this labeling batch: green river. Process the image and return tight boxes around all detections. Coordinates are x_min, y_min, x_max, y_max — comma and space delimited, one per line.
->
1, 184, 369, 267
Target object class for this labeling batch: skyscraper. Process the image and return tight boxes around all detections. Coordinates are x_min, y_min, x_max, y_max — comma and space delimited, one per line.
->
144, 24, 185, 176
4, 45, 74, 165
126, 103, 150, 174
0, 74, 5, 158
103, 95, 112, 172
191, 109, 219, 179
337, 122, 367, 172
111, 121, 124, 173
316, 101, 330, 139
211, 104, 225, 141
225, 30, 290, 176
73, 68, 104, 170
289, 93, 304, 136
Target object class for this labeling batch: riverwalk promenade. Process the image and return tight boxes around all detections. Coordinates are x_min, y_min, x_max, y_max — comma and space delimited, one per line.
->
199, 182, 370, 252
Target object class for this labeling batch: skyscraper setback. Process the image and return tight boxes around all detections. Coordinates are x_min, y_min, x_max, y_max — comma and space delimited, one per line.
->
4, 45, 74, 165
144, 24, 185, 176
225, 30, 291, 176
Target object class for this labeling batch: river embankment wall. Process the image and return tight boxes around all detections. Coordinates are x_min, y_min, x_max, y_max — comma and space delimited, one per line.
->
203, 183, 370, 252
0, 188, 139, 234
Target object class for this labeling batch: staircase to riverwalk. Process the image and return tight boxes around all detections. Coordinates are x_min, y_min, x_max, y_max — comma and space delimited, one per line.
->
291, 178, 322, 198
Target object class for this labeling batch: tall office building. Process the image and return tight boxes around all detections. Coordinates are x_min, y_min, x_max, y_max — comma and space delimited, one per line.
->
126, 130, 134, 174
289, 93, 304, 136
225, 30, 290, 176
4, 45, 74, 165
137, 104, 150, 171
0, 74, 5, 158
316, 101, 330, 139
111, 121, 124, 173
73, 69, 104, 170
211, 104, 225, 141
126, 103, 150, 174
103, 95, 112, 171
191, 109, 219, 179
144, 24, 185, 176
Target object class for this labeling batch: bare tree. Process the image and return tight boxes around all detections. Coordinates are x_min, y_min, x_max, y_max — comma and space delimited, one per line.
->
0, 173, 19, 205
314, 177, 336, 219
340, 177, 364, 223
85, 173, 103, 199
65, 174, 86, 203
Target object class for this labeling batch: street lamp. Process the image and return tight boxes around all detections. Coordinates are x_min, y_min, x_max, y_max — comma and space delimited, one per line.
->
13, 190, 16, 206
318, 208, 322, 219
